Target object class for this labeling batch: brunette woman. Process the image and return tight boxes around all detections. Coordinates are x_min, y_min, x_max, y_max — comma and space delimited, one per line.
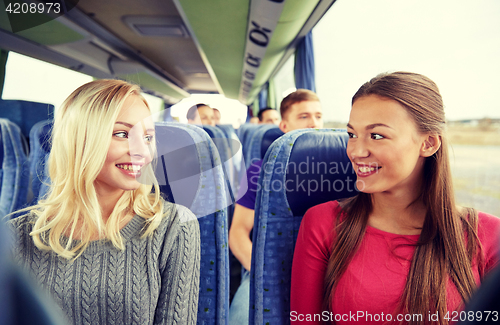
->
291, 72, 500, 324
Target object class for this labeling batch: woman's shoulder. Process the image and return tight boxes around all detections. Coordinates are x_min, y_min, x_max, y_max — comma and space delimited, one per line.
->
156, 201, 199, 236
476, 210, 500, 243
304, 200, 343, 219
474, 211, 500, 272
154, 202, 200, 265
7, 213, 37, 234
301, 200, 343, 233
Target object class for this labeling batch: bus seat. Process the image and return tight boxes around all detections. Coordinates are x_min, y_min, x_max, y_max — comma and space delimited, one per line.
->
216, 124, 236, 148
28, 120, 52, 203
237, 124, 260, 163
203, 125, 238, 222
249, 129, 357, 325
245, 124, 279, 169
0, 118, 30, 218
260, 127, 284, 161
0, 100, 54, 142
217, 124, 244, 195
204, 125, 243, 302
0, 209, 66, 325
154, 123, 230, 325
203, 125, 236, 199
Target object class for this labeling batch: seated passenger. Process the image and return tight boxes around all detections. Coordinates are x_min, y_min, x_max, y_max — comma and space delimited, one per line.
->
8, 80, 200, 325
257, 107, 280, 125
187, 103, 216, 126
290, 72, 500, 324
228, 89, 323, 324
249, 116, 260, 124
213, 108, 221, 125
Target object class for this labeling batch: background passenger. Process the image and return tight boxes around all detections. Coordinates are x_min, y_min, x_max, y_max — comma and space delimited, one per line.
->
249, 116, 259, 124
257, 107, 280, 125
228, 89, 323, 324
8, 80, 200, 325
187, 103, 215, 126
290, 72, 500, 324
213, 108, 221, 125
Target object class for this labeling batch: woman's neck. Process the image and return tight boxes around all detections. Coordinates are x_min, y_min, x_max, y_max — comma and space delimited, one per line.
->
96, 189, 125, 222
368, 189, 426, 235
65, 189, 130, 241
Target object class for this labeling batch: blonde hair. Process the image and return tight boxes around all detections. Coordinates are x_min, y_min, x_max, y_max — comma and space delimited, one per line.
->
23, 79, 165, 259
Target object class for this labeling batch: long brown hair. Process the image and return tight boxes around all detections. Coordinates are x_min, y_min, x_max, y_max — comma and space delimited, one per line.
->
323, 72, 482, 324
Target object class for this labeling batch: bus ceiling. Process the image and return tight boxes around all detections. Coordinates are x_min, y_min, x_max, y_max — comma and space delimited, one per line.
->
0, 0, 335, 105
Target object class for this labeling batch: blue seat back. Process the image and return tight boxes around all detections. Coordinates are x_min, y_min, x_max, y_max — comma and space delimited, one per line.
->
216, 124, 236, 148
218, 124, 244, 195
28, 120, 52, 203
0, 100, 54, 140
0, 119, 30, 217
1, 210, 65, 325
260, 127, 284, 160
154, 123, 230, 325
245, 124, 279, 169
237, 124, 260, 163
203, 125, 237, 216
249, 129, 358, 325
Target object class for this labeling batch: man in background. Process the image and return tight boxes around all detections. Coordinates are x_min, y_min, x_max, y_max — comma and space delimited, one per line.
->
213, 108, 221, 125
186, 103, 215, 126
257, 107, 280, 125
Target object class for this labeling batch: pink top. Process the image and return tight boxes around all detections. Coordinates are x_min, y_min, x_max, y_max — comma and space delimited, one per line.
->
290, 201, 500, 324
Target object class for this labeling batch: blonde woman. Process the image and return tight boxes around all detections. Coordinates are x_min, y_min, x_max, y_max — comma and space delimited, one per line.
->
8, 80, 200, 325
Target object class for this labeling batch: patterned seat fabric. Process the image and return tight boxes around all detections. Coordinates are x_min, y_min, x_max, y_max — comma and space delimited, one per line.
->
28, 120, 52, 203
217, 124, 244, 196
203, 125, 236, 205
249, 129, 357, 325
237, 124, 260, 165
245, 124, 278, 169
260, 127, 284, 161
0, 118, 30, 217
0, 100, 54, 141
154, 123, 230, 325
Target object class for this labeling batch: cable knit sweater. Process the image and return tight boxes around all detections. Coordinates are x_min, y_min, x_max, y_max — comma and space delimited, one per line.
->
8, 203, 200, 325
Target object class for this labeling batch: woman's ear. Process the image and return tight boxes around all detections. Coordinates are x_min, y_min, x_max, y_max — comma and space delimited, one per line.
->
420, 134, 441, 157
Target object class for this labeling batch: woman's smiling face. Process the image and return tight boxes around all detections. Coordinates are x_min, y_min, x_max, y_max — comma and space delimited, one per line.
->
94, 95, 155, 196
346, 94, 427, 195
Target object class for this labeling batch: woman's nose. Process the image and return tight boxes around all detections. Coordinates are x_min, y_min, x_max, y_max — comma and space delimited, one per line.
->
129, 134, 152, 162
347, 138, 369, 159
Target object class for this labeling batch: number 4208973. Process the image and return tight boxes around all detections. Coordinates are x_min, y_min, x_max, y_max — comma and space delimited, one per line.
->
5, 2, 61, 14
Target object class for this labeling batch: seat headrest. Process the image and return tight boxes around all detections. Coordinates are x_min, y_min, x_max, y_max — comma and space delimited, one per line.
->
285, 130, 358, 216
0, 100, 54, 139
261, 127, 284, 158
154, 124, 200, 208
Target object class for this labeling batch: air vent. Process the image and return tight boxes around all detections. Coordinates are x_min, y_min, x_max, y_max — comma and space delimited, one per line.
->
123, 16, 190, 38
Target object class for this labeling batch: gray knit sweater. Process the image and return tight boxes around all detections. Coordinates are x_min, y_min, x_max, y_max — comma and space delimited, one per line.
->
8, 203, 200, 325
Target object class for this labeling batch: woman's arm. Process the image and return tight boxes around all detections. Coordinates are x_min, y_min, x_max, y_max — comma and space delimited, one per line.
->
290, 203, 336, 324
154, 207, 200, 325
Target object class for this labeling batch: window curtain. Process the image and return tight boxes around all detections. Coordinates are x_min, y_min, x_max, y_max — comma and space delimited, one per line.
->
258, 85, 268, 110
266, 79, 277, 109
0, 49, 8, 98
294, 30, 315, 92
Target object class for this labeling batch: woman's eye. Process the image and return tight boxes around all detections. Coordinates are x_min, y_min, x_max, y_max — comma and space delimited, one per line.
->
347, 132, 357, 139
371, 133, 384, 140
113, 131, 128, 138
144, 135, 154, 143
